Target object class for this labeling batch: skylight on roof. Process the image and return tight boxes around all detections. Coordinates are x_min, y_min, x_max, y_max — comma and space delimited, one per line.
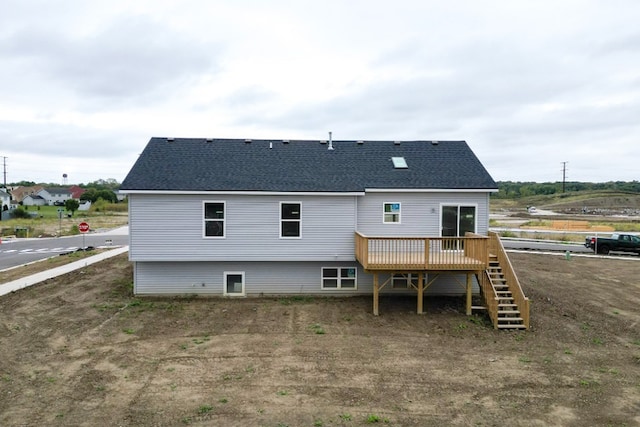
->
391, 157, 408, 169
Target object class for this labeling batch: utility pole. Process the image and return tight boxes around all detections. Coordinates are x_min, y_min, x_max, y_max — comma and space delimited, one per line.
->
0, 156, 6, 222
561, 161, 568, 193
2, 156, 6, 190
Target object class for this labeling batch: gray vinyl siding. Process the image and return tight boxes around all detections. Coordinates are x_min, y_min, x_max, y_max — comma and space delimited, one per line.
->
129, 194, 356, 262
356, 192, 489, 237
133, 261, 479, 296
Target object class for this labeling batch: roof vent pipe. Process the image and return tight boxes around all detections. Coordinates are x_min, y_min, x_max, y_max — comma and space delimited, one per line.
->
269, 142, 273, 149
328, 131, 334, 150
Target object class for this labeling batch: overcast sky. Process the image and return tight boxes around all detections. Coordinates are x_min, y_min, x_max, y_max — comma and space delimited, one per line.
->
1, 1, 639, 185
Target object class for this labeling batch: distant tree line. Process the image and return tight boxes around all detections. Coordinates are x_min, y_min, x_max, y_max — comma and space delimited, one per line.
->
494, 181, 640, 199
9, 178, 120, 191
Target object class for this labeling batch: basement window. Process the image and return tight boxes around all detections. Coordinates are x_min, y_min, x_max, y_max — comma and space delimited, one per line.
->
392, 273, 418, 289
224, 272, 245, 296
321, 267, 357, 289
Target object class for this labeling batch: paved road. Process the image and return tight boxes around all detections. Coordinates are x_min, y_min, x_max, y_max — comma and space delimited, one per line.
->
0, 227, 129, 270
501, 238, 593, 254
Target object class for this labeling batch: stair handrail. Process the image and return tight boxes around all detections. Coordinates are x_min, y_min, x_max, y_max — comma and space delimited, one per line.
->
479, 270, 500, 328
488, 231, 530, 329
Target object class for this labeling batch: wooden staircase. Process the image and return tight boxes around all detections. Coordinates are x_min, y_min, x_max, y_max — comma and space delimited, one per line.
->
487, 256, 526, 329
476, 232, 530, 330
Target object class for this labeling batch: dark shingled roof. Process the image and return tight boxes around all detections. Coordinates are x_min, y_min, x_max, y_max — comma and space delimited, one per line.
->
121, 138, 497, 192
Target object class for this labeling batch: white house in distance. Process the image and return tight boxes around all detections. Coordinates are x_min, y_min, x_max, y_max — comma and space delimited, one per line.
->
22, 194, 46, 206
121, 137, 529, 329
38, 187, 72, 205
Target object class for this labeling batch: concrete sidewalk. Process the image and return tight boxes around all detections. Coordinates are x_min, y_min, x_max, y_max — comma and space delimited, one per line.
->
0, 246, 129, 297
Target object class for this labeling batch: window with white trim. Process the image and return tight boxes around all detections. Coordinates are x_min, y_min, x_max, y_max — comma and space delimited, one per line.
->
392, 273, 419, 289
204, 201, 225, 237
383, 202, 401, 223
224, 272, 245, 296
321, 267, 357, 289
280, 202, 301, 238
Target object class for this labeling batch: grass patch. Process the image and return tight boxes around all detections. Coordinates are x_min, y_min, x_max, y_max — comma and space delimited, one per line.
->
366, 414, 389, 423
192, 335, 210, 345
279, 295, 315, 305
310, 323, 326, 334
579, 378, 599, 388
197, 404, 213, 414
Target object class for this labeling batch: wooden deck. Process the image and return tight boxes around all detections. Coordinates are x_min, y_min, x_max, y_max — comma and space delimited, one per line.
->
354, 231, 529, 329
355, 232, 489, 271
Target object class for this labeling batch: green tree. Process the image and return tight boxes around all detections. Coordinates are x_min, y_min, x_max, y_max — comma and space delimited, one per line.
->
96, 189, 117, 203
80, 188, 98, 203
65, 199, 80, 216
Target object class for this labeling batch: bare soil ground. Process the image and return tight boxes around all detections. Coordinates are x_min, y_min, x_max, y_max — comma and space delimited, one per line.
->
1, 253, 639, 426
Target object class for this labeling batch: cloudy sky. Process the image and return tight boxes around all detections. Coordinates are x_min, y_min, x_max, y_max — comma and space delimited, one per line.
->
1, 0, 639, 185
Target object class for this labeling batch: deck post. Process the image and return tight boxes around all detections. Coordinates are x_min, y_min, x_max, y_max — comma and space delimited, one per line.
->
417, 272, 424, 315
373, 272, 379, 316
466, 273, 472, 315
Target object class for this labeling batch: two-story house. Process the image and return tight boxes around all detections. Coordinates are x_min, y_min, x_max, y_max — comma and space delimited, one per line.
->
38, 187, 72, 205
121, 137, 528, 329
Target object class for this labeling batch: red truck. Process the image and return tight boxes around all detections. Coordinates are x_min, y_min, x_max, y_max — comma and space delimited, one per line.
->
585, 233, 640, 255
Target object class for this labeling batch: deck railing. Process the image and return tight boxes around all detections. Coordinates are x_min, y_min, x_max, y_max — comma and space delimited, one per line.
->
488, 231, 530, 329
355, 232, 489, 271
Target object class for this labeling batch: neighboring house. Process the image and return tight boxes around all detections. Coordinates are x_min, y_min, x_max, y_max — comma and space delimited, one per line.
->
121, 137, 528, 328
11, 185, 43, 204
0, 190, 10, 220
38, 187, 72, 205
22, 194, 46, 206
115, 190, 127, 202
69, 185, 86, 200
0, 190, 10, 209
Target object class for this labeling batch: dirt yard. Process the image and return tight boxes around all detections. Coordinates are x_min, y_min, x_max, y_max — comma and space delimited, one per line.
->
1, 252, 639, 426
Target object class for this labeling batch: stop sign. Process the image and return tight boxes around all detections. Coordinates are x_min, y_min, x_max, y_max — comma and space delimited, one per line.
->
78, 222, 90, 233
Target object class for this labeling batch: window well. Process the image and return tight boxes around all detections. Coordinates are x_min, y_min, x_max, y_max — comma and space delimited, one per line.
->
391, 157, 408, 169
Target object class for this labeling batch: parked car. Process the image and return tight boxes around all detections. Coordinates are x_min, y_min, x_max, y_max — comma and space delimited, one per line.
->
584, 233, 640, 255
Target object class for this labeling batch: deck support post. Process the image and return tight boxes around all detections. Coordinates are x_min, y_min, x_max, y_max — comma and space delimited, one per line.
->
466, 273, 473, 315
417, 272, 424, 315
373, 272, 379, 316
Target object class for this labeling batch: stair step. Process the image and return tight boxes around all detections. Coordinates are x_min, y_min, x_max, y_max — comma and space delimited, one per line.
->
497, 324, 527, 329
498, 311, 521, 316
471, 305, 486, 311
498, 303, 518, 307
498, 317, 523, 322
